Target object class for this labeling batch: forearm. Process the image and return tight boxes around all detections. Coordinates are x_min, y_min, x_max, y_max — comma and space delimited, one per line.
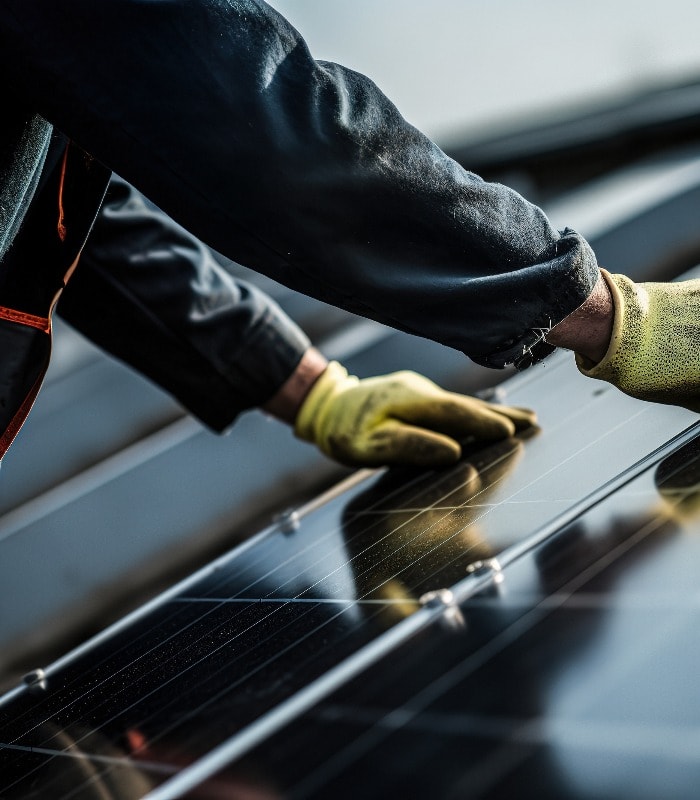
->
262, 347, 328, 425
546, 271, 614, 364
59, 177, 310, 431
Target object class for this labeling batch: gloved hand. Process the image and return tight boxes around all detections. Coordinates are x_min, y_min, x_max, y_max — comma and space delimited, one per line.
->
576, 269, 700, 412
294, 361, 536, 467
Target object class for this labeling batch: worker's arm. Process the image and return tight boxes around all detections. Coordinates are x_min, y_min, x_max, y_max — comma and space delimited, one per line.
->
63, 177, 536, 468
0, 0, 598, 370
59, 176, 311, 431
574, 270, 700, 413
264, 347, 536, 467
6, 2, 698, 416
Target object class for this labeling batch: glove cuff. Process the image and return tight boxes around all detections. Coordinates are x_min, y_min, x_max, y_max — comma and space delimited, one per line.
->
575, 270, 700, 411
575, 269, 637, 383
294, 360, 353, 444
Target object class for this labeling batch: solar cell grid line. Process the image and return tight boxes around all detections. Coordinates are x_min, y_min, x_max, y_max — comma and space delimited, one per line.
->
1, 544, 372, 736
106, 448, 568, 757
1, 605, 355, 799
175, 466, 432, 600
0, 597, 450, 800
2, 364, 696, 800
9, 404, 688, 764
178, 393, 660, 610
61, 599, 420, 794
132, 456, 482, 612
164, 448, 509, 611
198, 440, 700, 800
289, 410, 683, 612
173, 417, 609, 620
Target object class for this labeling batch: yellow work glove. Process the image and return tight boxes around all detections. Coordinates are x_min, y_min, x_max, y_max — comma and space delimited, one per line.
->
294, 361, 536, 467
576, 269, 700, 412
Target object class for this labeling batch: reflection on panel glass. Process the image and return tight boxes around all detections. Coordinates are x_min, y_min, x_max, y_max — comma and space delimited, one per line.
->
339, 436, 528, 627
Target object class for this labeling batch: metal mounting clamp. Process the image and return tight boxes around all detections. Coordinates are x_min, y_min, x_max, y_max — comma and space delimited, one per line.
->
465, 557, 504, 587
274, 508, 301, 534
22, 668, 47, 693
419, 588, 466, 630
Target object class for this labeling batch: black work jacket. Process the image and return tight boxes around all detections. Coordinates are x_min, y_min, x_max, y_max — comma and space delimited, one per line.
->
0, 0, 600, 456
0, 115, 110, 457
0, 118, 310, 457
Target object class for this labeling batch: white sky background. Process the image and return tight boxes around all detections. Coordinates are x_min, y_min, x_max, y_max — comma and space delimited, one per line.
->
269, 1, 700, 146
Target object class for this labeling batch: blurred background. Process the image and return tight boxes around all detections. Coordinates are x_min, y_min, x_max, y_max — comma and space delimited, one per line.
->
273, 0, 700, 144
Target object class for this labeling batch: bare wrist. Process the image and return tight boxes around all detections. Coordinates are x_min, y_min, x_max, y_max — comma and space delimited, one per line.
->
546, 270, 614, 364
262, 347, 329, 425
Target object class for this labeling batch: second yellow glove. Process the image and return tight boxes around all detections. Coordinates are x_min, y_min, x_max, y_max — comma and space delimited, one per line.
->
576, 269, 700, 412
294, 361, 536, 467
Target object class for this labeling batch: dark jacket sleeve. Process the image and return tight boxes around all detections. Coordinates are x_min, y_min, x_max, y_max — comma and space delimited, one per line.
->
0, 0, 599, 367
58, 176, 310, 432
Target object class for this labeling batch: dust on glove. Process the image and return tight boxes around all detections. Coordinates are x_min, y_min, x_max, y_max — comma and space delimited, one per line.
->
576, 269, 700, 412
294, 361, 536, 467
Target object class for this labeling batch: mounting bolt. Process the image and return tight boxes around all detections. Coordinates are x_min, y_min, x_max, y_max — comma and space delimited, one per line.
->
419, 588, 455, 609
274, 508, 300, 534
22, 668, 47, 693
466, 557, 504, 586
419, 588, 465, 630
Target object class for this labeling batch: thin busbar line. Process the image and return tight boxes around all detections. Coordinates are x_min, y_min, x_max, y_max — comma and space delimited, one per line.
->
0, 741, 178, 777
173, 596, 416, 605
0, 470, 472, 785
3, 461, 527, 798
0, 597, 332, 795
0, 469, 381, 728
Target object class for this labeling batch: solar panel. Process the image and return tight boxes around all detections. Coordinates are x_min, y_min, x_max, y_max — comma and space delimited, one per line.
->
0, 349, 698, 798
216, 437, 700, 800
